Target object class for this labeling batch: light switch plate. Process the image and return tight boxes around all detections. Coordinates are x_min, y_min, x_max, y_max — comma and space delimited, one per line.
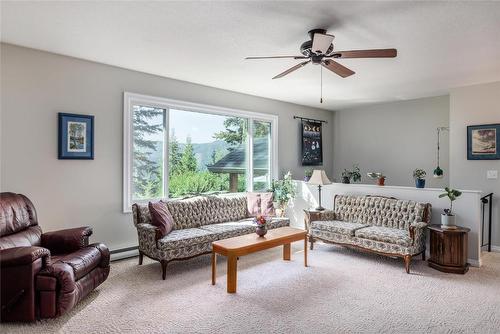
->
487, 170, 498, 179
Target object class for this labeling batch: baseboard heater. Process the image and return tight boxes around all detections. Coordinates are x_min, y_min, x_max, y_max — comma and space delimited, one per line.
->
110, 246, 139, 261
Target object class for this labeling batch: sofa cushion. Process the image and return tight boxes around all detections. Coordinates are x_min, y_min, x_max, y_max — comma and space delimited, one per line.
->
199, 221, 255, 239
266, 218, 291, 230
260, 192, 275, 216
157, 228, 218, 251
355, 226, 412, 247
311, 220, 367, 236
246, 193, 261, 217
148, 201, 174, 237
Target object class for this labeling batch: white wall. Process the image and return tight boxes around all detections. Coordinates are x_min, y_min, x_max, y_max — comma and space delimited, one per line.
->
333, 96, 450, 188
449, 81, 500, 248
0, 43, 334, 251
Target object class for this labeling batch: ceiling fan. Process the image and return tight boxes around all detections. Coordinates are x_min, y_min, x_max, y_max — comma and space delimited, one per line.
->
245, 29, 397, 80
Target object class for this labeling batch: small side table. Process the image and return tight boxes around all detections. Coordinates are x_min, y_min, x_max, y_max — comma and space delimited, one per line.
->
428, 224, 470, 274
303, 209, 334, 250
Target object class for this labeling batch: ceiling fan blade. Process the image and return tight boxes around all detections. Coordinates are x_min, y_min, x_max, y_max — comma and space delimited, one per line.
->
272, 60, 311, 79
245, 55, 309, 60
322, 60, 355, 78
333, 48, 397, 58
312, 33, 334, 54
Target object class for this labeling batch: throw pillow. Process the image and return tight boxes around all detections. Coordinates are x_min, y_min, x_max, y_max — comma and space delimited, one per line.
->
247, 193, 261, 217
148, 200, 174, 238
260, 192, 275, 216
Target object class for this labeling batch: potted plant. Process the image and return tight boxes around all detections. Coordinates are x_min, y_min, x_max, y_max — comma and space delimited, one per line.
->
304, 168, 313, 182
271, 171, 297, 217
341, 164, 361, 184
438, 187, 462, 229
367, 172, 386, 186
413, 168, 426, 188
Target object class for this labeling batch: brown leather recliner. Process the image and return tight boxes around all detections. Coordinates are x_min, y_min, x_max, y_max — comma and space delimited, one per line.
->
0, 192, 110, 322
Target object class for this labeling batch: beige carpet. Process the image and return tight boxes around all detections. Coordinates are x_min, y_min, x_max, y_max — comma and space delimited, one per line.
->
3, 243, 500, 334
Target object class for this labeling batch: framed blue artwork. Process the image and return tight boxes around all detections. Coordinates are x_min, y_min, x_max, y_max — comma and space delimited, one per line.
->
467, 123, 500, 160
58, 113, 94, 159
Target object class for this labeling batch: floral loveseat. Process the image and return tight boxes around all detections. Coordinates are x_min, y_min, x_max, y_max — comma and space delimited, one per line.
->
132, 195, 289, 279
305, 195, 431, 273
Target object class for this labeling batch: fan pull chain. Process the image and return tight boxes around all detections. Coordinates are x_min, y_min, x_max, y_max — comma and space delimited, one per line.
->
320, 65, 323, 103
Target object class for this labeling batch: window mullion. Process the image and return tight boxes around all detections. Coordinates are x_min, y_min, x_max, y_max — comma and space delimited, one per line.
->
163, 108, 170, 200
247, 118, 253, 192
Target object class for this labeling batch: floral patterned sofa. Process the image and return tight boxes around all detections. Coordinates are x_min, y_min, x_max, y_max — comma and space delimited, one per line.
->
132, 195, 289, 279
305, 195, 431, 273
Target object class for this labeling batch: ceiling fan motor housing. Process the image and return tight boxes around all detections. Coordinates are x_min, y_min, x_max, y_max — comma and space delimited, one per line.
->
300, 29, 334, 60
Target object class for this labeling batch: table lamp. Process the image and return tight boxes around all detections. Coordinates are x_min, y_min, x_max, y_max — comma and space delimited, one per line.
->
308, 170, 332, 211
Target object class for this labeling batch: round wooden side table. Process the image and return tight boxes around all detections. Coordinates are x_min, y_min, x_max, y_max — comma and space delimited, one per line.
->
428, 224, 470, 274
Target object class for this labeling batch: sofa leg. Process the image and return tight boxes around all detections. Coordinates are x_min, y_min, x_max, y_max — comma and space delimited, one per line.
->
161, 260, 168, 280
404, 255, 411, 274
421, 251, 426, 261
138, 251, 143, 265
309, 235, 314, 250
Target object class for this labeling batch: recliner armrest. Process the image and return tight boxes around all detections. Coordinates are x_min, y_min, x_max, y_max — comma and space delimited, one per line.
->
89, 243, 110, 268
42, 227, 93, 255
0, 246, 50, 268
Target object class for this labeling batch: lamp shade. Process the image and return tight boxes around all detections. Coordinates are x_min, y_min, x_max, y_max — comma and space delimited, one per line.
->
308, 170, 332, 185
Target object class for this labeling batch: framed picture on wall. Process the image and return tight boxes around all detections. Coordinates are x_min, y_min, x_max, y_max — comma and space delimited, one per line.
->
467, 123, 500, 160
58, 113, 94, 159
301, 120, 323, 166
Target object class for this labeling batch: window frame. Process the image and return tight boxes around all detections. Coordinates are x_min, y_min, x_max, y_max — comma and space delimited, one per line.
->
123, 92, 279, 213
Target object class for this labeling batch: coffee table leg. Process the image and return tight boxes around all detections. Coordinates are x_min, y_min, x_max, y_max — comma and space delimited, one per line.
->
211, 250, 216, 285
283, 243, 291, 261
227, 254, 237, 293
304, 235, 308, 267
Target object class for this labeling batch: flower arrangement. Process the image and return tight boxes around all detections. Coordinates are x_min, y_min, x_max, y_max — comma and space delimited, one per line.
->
254, 215, 267, 226
271, 171, 297, 209
254, 215, 268, 236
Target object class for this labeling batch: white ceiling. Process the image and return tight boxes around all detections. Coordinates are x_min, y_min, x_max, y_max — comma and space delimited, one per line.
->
2, 1, 500, 110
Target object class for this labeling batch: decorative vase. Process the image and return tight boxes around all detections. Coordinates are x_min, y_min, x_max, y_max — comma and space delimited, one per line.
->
377, 177, 385, 186
416, 179, 426, 188
342, 176, 350, 184
441, 213, 457, 229
256, 225, 267, 237
304, 176, 311, 182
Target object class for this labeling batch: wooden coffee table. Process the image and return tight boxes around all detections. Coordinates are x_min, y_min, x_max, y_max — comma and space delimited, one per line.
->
211, 226, 308, 293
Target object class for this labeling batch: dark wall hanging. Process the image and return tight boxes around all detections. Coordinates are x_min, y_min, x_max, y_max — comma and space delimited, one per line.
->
300, 119, 323, 166
467, 123, 500, 160
58, 113, 94, 159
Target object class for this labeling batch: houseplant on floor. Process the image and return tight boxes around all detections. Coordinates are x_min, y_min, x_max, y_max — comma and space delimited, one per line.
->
271, 171, 297, 217
341, 164, 361, 184
413, 168, 426, 188
439, 187, 462, 229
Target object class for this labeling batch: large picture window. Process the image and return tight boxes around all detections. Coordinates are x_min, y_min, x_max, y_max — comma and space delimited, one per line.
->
123, 93, 278, 212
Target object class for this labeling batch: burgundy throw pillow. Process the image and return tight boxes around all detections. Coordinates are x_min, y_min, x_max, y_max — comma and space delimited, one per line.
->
148, 201, 174, 238
260, 192, 275, 216
247, 193, 261, 217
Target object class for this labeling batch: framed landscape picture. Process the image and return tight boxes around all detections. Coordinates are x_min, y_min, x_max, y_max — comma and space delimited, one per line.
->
58, 113, 94, 159
301, 120, 323, 166
467, 124, 500, 160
